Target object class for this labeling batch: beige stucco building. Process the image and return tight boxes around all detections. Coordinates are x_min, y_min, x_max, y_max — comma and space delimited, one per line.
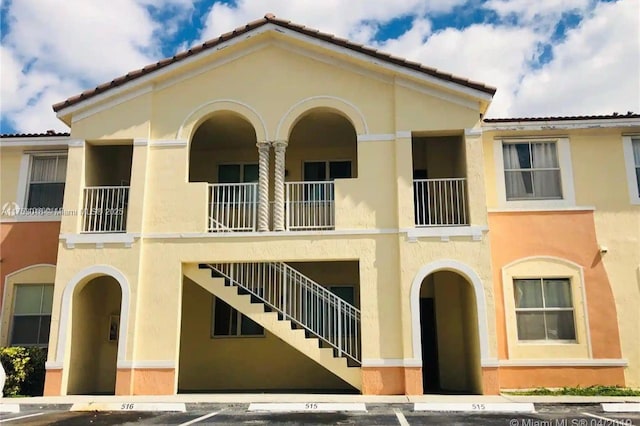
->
1, 15, 638, 396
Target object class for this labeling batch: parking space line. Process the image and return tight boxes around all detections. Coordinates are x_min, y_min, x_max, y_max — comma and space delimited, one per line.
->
394, 408, 410, 426
178, 410, 222, 426
0, 412, 44, 423
582, 412, 630, 426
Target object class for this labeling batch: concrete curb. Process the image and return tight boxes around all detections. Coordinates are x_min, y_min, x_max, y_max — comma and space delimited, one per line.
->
414, 402, 536, 413
248, 402, 367, 412
602, 402, 640, 413
70, 402, 187, 412
2, 395, 640, 414
0, 403, 20, 413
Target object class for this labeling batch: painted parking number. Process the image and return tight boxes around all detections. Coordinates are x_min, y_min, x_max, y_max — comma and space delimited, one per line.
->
471, 404, 486, 410
304, 403, 318, 410
120, 403, 135, 410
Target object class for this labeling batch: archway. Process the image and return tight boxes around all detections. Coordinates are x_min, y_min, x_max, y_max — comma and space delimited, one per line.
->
189, 111, 258, 183
287, 108, 358, 180
66, 276, 122, 395
416, 270, 483, 394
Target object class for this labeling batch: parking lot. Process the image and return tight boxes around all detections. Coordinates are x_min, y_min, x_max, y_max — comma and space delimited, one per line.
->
2, 403, 639, 425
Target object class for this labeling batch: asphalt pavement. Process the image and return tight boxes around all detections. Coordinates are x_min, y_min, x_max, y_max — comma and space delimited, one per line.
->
1, 402, 639, 425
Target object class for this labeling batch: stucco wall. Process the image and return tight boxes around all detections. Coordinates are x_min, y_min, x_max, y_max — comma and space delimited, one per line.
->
178, 277, 353, 391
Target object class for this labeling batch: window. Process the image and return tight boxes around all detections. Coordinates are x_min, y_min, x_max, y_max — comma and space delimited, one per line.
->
218, 164, 258, 183
217, 163, 258, 206
329, 286, 355, 305
622, 136, 640, 204
514, 278, 576, 341
303, 161, 351, 182
632, 138, 640, 197
211, 297, 263, 337
503, 142, 562, 200
27, 154, 67, 209
10, 284, 54, 346
303, 161, 351, 201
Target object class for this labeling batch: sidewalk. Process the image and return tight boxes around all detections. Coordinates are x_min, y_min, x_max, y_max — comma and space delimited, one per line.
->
3, 393, 640, 406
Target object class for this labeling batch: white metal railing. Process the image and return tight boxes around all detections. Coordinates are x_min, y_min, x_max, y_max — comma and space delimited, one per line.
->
413, 178, 468, 226
82, 186, 129, 233
206, 262, 361, 364
285, 181, 335, 230
208, 183, 258, 232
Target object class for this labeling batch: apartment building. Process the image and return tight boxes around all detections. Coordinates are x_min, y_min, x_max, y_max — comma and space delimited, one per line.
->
1, 15, 638, 396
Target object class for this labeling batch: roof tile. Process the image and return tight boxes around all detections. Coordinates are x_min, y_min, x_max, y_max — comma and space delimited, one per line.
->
484, 113, 640, 123
53, 14, 496, 113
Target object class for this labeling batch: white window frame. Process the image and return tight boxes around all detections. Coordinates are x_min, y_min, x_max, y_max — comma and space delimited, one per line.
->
210, 296, 264, 338
622, 135, 640, 205
494, 137, 575, 209
502, 256, 591, 360
513, 277, 576, 343
15, 151, 68, 222
9, 283, 54, 348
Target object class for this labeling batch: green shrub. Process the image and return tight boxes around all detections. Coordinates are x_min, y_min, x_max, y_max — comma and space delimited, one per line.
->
0, 346, 47, 397
505, 385, 640, 396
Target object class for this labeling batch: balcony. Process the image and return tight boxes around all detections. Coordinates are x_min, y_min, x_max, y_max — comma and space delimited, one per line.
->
208, 183, 258, 232
413, 178, 468, 226
412, 134, 469, 227
208, 181, 335, 232
285, 181, 335, 230
82, 186, 129, 233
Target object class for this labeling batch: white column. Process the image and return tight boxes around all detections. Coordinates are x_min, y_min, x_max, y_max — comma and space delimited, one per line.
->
273, 140, 288, 231
257, 141, 270, 232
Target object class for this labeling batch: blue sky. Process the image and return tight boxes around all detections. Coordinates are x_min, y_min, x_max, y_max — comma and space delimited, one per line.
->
1, 0, 638, 133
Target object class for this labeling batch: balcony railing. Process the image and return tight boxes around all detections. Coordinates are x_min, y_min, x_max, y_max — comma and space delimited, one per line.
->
208, 183, 257, 232
414, 178, 468, 226
286, 181, 335, 231
82, 186, 129, 233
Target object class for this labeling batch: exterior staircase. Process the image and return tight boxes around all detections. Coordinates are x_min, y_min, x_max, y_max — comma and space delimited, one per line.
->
182, 263, 362, 390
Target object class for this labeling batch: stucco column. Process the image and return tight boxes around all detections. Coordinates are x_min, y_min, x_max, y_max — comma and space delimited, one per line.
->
273, 140, 288, 231
256, 141, 270, 232
463, 128, 488, 226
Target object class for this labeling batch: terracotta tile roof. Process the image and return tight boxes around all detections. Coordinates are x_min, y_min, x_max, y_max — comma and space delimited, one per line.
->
53, 14, 496, 113
484, 112, 640, 123
0, 130, 70, 138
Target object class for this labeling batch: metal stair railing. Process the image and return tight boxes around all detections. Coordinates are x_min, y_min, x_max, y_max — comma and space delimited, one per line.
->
204, 262, 361, 364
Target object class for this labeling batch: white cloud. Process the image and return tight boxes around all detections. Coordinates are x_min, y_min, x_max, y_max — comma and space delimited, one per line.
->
485, 0, 593, 23
3, 0, 158, 83
1, 0, 637, 132
511, 0, 640, 117
378, 22, 542, 117
0, 0, 191, 132
197, 0, 465, 45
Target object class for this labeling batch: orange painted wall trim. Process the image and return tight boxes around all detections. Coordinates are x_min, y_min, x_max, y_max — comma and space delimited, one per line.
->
482, 367, 500, 395
403, 367, 423, 395
362, 367, 405, 395
132, 368, 175, 395
0, 222, 60, 302
43, 369, 63, 396
499, 366, 625, 389
488, 211, 623, 360
116, 369, 133, 395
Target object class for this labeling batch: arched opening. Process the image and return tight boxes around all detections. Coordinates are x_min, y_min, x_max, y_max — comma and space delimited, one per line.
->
67, 275, 121, 395
189, 111, 258, 183
419, 271, 482, 394
285, 109, 357, 230
189, 112, 259, 232
288, 108, 358, 181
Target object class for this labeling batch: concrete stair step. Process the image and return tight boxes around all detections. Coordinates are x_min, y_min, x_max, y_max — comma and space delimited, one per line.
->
183, 264, 361, 390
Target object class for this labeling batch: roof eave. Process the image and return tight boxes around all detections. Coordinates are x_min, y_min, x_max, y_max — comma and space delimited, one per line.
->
53, 17, 495, 117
